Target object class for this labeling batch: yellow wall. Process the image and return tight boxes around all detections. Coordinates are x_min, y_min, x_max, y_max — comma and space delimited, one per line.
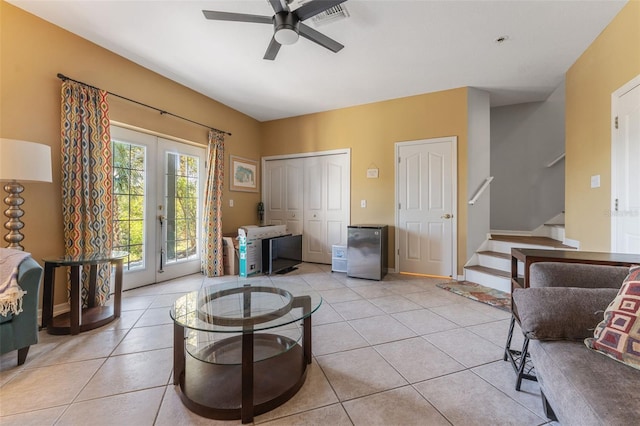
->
261, 88, 470, 272
565, 1, 640, 250
1, 2, 262, 303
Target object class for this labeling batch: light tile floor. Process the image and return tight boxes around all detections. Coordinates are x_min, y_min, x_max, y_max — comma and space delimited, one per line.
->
0, 263, 555, 425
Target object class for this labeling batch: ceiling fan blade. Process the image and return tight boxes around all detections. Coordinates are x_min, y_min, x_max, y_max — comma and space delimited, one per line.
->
268, 0, 286, 13
264, 37, 282, 60
299, 23, 344, 53
295, 0, 347, 21
202, 10, 272, 25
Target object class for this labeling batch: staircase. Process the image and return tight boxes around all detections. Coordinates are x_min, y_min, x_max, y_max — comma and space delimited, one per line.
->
464, 223, 576, 293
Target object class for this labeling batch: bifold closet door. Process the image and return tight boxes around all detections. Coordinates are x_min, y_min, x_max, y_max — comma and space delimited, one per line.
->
264, 158, 303, 236
264, 153, 349, 264
303, 154, 349, 264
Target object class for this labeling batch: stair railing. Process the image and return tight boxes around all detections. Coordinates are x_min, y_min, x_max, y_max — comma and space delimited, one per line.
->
546, 152, 565, 168
468, 176, 494, 205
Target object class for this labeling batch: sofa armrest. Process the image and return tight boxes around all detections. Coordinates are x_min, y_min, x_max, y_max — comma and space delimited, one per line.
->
13, 258, 43, 341
512, 287, 618, 340
1, 256, 43, 356
529, 262, 628, 289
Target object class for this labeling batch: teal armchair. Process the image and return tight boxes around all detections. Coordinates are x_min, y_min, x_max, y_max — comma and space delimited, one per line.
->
1, 256, 43, 365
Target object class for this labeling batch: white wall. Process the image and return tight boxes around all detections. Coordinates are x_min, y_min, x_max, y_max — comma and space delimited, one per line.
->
490, 81, 565, 231
467, 88, 491, 258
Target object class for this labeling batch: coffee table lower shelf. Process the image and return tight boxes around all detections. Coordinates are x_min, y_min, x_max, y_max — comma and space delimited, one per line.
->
174, 333, 309, 423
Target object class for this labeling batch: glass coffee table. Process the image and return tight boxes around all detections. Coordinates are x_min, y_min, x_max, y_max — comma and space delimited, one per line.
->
171, 280, 322, 424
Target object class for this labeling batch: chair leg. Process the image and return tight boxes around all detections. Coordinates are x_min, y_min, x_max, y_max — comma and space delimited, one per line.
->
541, 391, 558, 421
17, 346, 30, 365
504, 316, 516, 361
515, 337, 530, 391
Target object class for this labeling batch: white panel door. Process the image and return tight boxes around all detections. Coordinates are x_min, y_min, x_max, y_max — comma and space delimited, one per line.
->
303, 153, 350, 264
304, 156, 326, 263
264, 158, 303, 235
264, 151, 350, 265
325, 154, 350, 260
397, 138, 455, 276
612, 77, 640, 253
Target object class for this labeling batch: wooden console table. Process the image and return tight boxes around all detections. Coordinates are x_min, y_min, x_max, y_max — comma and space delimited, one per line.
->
505, 248, 640, 390
511, 248, 640, 291
41, 251, 128, 335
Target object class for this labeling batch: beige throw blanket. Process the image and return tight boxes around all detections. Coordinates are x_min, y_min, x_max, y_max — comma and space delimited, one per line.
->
0, 248, 31, 316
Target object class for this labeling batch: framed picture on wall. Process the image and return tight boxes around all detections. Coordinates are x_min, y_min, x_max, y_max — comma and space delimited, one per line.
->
230, 155, 259, 192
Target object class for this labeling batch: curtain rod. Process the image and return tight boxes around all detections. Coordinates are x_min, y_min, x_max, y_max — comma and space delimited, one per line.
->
56, 73, 231, 136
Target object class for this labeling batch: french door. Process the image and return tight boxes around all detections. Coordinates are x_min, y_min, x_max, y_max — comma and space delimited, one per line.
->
111, 126, 206, 290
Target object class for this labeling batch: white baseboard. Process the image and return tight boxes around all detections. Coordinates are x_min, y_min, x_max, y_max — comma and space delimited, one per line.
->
37, 303, 70, 324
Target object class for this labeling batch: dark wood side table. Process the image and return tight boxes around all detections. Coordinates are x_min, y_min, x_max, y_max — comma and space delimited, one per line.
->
41, 251, 128, 335
505, 248, 640, 390
510, 248, 640, 291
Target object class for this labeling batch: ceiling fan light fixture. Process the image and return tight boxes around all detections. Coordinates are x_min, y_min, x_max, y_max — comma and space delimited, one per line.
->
274, 12, 299, 45
275, 27, 299, 44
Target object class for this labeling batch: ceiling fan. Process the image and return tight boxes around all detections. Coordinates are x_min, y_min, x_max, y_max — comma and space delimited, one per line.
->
203, 0, 347, 60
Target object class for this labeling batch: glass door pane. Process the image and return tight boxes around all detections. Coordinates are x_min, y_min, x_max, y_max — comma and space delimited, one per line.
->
165, 152, 199, 263
157, 138, 205, 281
113, 141, 146, 270
111, 126, 157, 290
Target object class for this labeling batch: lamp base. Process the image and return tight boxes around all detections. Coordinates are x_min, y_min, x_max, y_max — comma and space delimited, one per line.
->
3, 180, 25, 251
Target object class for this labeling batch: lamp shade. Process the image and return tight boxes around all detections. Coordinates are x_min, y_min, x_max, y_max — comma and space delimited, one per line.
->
0, 138, 52, 183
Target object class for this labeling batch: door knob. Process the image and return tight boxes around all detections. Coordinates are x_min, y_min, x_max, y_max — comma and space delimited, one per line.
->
441, 214, 453, 219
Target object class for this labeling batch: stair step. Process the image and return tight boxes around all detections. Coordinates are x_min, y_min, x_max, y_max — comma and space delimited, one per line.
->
490, 235, 575, 249
465, 265, 510, 278
477, 250, 510, 260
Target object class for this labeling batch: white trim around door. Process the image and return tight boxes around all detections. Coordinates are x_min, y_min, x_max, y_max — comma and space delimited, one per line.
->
611, 74, 640, 253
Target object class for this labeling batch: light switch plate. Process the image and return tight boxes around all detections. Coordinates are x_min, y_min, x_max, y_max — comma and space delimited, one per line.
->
229, 199, 234, 207
591, 175, 600, 188
360, 200, 366, 208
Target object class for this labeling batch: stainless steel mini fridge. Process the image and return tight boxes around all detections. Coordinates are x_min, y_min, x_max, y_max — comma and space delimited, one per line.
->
347, 224, 388, 280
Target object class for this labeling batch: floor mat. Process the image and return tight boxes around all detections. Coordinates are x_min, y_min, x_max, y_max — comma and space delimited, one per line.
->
437, 281, 511, 312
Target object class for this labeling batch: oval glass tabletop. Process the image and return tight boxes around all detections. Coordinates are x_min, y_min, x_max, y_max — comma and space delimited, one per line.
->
171, 279, 322, 333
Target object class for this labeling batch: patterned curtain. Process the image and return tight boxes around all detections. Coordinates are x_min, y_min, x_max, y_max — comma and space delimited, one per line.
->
201, 130, 225, 277
60, 81, 113, 307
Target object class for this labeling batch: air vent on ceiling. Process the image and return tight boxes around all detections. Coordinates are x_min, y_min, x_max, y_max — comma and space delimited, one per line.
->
310, 4, 349, 26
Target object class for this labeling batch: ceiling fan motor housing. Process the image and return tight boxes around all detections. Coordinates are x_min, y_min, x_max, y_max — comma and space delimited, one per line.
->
274, 12, 299, 45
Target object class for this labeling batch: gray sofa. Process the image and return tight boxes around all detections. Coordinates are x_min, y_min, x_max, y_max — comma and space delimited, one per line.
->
512, 262, 640, 426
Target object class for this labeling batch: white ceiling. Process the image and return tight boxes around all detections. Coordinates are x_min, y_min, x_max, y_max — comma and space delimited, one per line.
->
9, 0, 627, 122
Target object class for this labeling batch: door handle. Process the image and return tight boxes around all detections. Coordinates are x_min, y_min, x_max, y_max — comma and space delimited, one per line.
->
441, 214, 453, 219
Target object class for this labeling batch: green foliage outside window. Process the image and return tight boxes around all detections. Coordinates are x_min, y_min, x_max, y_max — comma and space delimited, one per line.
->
112, 141, 145, 270
112, 141, 199, 270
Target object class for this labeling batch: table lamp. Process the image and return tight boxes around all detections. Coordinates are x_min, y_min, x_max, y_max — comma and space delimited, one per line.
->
0, 138, 53, 250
